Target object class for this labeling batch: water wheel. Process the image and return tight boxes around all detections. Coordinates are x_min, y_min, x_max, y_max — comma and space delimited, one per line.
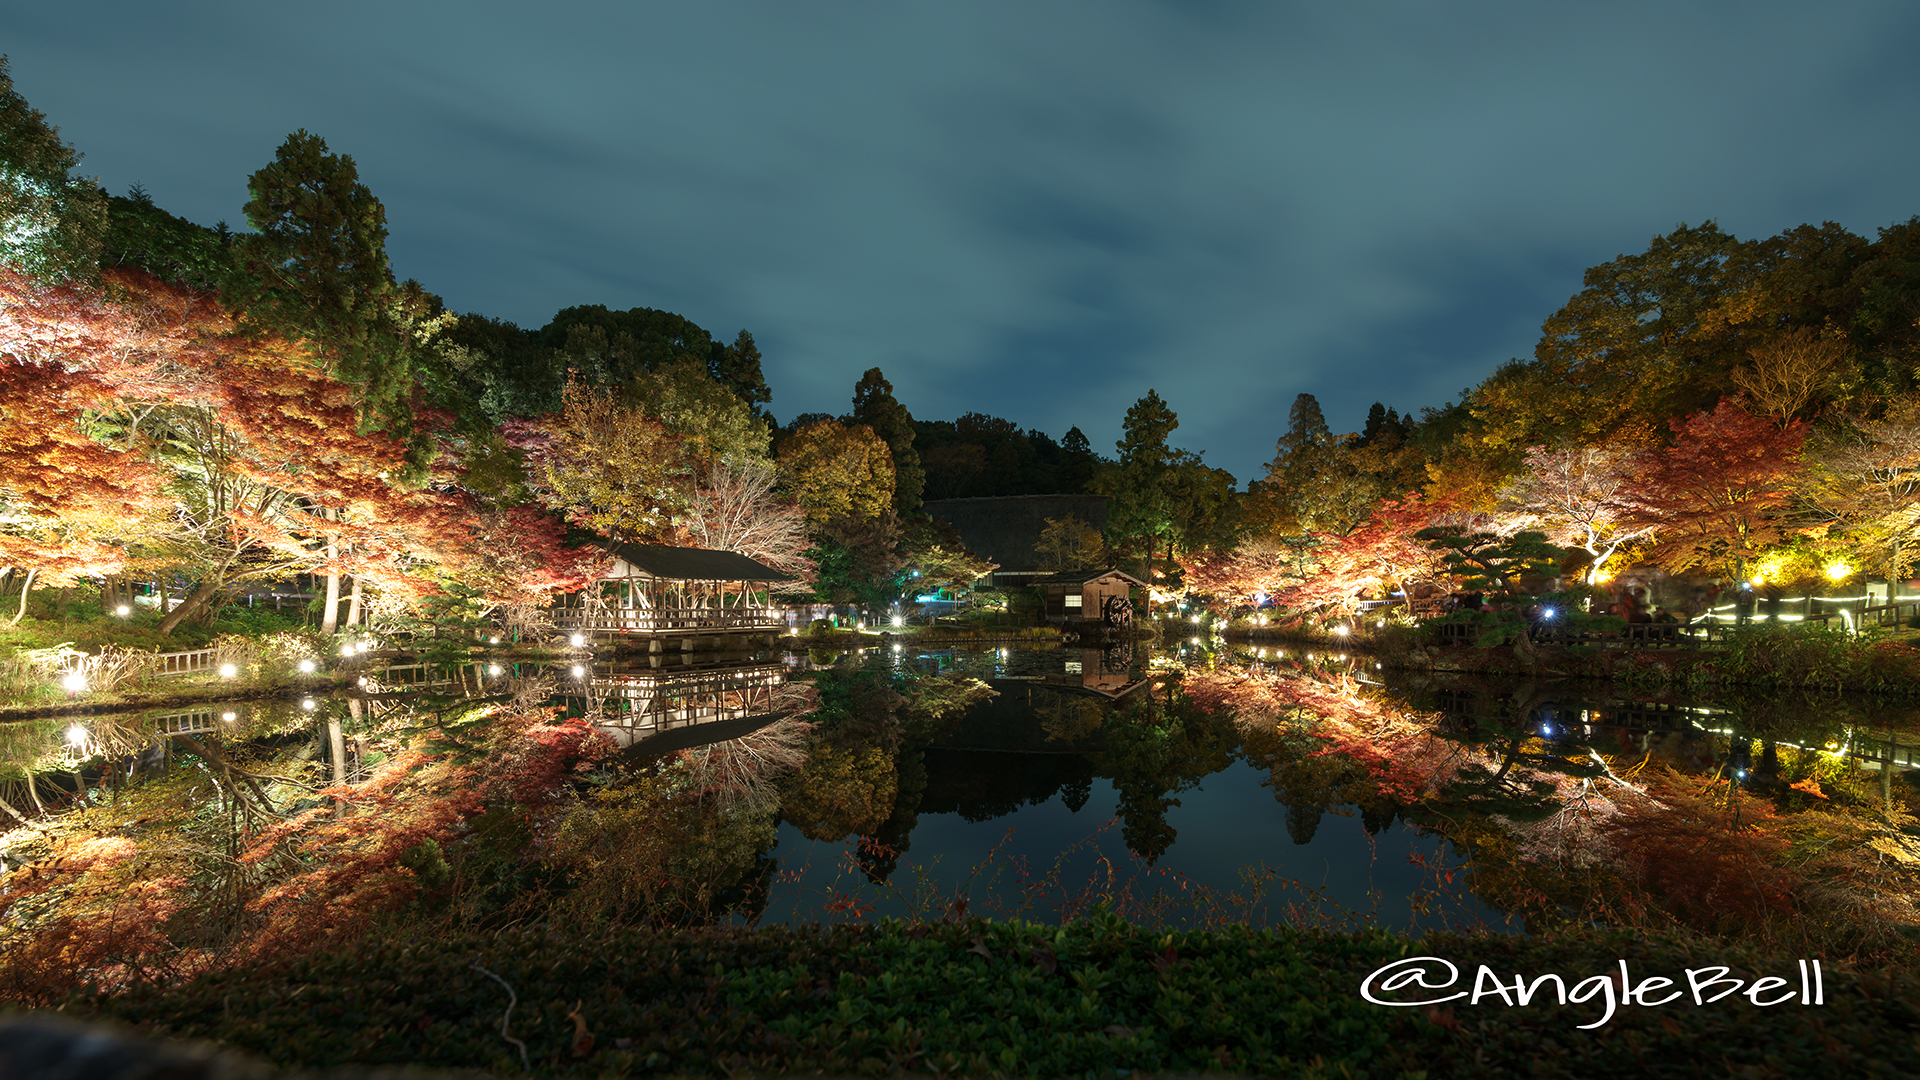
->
1102, 594, 1132, 634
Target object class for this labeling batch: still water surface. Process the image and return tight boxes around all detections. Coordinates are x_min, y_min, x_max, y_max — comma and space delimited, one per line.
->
8, 641, 1918, 940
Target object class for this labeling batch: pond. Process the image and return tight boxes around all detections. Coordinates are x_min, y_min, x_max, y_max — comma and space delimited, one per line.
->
4, 639, 1919, 985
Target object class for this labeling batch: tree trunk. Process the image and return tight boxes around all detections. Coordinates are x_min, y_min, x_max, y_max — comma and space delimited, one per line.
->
6, 568, 37, 627
157, 577, 224, 635
328, 716, 349, 817
320, 569, 341, 635
345, 575, 363, 628
320, 508, 341, 634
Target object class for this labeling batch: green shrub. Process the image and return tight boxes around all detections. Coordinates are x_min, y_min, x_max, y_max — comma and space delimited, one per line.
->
61, 920, 1920, 1078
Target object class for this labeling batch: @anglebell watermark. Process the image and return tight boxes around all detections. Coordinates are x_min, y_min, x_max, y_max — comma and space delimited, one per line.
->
1360, 956, 1825, 1030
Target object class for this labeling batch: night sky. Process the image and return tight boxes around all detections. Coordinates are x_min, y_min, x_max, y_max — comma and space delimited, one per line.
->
8, 2, 1919, 482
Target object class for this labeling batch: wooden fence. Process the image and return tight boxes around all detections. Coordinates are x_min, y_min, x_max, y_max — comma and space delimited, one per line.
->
554, 604, 783, 634
151, 648, 219, 677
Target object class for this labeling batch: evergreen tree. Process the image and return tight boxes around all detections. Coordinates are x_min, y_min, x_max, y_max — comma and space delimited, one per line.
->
0, 56, 106, 283
850, 368, 924, 514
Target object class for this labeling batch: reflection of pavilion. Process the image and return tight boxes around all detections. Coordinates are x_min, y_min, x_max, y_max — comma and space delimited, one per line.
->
563, 660, 789, 754
1039, 645, 1149, 700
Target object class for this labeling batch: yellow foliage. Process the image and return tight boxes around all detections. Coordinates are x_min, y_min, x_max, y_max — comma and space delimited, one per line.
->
776, 419, 895, 526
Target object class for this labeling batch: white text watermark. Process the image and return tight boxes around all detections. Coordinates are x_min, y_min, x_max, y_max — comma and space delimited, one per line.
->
1359, 956, 1824, 1029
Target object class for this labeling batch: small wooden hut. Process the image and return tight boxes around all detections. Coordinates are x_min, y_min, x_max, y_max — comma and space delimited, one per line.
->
557, 542, 792, 648
1035, 568, 1146, 630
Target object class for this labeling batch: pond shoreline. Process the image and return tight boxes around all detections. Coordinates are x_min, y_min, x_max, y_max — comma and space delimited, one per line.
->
1223, 625, 1920, 697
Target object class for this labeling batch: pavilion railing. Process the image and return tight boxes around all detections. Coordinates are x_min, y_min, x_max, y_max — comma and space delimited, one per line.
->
555, 603, 783, 633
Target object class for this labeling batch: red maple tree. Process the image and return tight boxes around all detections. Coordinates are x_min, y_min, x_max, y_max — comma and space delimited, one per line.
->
1626, 397, 1807, 582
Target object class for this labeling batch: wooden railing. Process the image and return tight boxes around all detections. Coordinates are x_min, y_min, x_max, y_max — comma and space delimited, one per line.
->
579, 665, 785, 739
555, 604, 782, 633
151, 648, 219, 677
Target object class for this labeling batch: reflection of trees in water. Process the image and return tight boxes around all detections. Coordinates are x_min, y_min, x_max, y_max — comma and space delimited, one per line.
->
776, 660, 995, 883
917, 749, 1099, 823
1037, 696, 1105, 746
676, 714, 814, 816
1092, 686, 1239, 865
1374, 668, 1920, 957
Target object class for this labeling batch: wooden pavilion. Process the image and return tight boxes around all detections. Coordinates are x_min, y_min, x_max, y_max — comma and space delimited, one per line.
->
1035, 568, 1146, 631
556, 542, 792, 649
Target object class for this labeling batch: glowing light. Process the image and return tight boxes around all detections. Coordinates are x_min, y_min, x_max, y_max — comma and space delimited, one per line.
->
218, 663, 237, 678
341, 644, 356, 657
297, 659, 316, 674
61, 671, 87, 693
1191, 615, 1202, 623
487, 664, 502, 677
1334, 626, 1349, 636
891, 615, 903, 628
489, 636, 500, 644
1541, 724, 1554, 735
1541, 608, 1556, 620
1736, 768, 1747, 779
65, 724, 86, 745
569, 633, 586, 648
1748, 580, 1762, 590
300, 698, 315, 710
571, 664, 585, 678
221, 711, 236, 722
114, 605, 131, 617
1824, 561, 1852, 581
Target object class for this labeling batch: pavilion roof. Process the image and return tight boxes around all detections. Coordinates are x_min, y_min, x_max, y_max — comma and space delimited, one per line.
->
602, 542, 794, 582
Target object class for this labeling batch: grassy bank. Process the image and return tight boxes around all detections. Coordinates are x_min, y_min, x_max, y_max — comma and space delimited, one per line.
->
33, 917, 1920, 1078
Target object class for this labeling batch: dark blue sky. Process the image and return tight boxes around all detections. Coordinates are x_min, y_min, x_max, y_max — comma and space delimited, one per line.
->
9, 1, 1919, 482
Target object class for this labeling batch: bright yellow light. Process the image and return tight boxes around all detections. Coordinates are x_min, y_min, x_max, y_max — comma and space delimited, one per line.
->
114, 605, 131, 617
65, 724, 87, 745
61, 671, 87, 693
1825, 561, 1852, 581
218, 663, 238, 678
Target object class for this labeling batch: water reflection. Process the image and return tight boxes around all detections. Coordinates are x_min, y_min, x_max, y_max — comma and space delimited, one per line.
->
6, 642, 1918, 980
